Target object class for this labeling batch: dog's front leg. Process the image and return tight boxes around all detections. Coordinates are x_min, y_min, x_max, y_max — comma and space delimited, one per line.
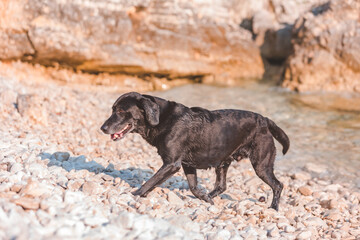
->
132, 161, 181, 197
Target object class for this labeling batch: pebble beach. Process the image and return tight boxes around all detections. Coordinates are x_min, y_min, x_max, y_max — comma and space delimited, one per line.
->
1, 66, 360, 240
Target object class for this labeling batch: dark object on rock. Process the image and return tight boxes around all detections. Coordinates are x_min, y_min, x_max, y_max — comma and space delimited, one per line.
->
259, 196, 266, 202
101, 92, 290, 211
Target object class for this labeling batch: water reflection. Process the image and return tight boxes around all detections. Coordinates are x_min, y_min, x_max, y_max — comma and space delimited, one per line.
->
151, 82, 360, 188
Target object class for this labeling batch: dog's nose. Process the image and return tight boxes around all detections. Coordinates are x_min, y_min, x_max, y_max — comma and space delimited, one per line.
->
100, 124, 109, 133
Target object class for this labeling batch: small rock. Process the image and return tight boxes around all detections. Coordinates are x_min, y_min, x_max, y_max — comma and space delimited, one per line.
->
166, 215, 200, 233
105, 163, 115, 172
10, 163, 23, 173
20, 179, 51, 198
297, 230, 312, 239
113, 212, 135, 229
40, 200, 50, 211
0, 183, 10, 192
320, 200, 330, 209
268, 226, 280, 237
13, 197, 40, 210
320, 199, 338, 209
304, 217, 326, 227
331, 231, 341, 239
81, 181, 101, 195
324, 210, 341, 221
263, 208, 277, 217
102, 174, 113, 182
247, 216, 257, 225
304, 163, 327, 174
292, 171, 312, 181
325, 184, 342, 192
10, 184, 23, 193
67, 180, 84, 191
167, 191, 183, 205
209, 229, 231, 240
208, 205, 219, 214
298, 186, 312, 196
285, 225, 296, 233
285, 208, 296, 219
63, 191, 84, 204
56, 227, 75, 237
137, 203, 147, 213
0, 162, 10, 171
84, 216, 108, 227
52, 152, 70, 162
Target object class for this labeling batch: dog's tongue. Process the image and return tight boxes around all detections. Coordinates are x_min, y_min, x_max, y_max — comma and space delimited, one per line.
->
111, 132, 123, 140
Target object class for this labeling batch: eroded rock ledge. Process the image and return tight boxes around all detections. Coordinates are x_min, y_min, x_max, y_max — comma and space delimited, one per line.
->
0, 0, 264, 80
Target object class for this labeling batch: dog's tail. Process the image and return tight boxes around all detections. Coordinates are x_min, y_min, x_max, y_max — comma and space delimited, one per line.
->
266, 118, 290, 155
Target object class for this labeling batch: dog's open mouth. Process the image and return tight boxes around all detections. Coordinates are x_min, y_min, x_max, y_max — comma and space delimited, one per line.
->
111, 124, 133, 141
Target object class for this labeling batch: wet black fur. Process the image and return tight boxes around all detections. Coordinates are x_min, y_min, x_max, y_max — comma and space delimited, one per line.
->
101, 92, 290, 210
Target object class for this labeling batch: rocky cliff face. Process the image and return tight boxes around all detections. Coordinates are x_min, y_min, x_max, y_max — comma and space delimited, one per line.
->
283, 0, 360, 92
0, 0, 264, 80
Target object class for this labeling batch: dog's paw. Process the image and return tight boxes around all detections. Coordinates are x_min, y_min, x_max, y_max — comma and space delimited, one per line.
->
131, 189, 142, 196
204, 195, 215, 205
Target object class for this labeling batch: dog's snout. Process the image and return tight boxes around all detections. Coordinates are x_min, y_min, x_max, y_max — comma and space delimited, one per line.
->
100, 124, 109, 133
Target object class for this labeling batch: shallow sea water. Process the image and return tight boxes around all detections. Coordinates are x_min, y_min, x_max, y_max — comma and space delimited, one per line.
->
151, 82, 360, 189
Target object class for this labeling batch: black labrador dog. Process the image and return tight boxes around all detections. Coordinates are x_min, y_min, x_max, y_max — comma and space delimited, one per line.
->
101, 92, 290, 210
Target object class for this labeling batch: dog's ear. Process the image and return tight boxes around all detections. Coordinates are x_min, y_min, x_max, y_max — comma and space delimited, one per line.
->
140, 97, 160, 127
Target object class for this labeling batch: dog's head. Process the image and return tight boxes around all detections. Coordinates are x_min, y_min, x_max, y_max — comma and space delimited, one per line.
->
100, 92, 160, 141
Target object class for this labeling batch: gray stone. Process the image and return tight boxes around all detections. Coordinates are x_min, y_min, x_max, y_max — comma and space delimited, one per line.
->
52, 152, 70, 162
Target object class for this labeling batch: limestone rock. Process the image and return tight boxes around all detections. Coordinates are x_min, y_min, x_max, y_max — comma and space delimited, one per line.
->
298, 186, 312, 196
297, 230, 312, 239
0, 0, 264, 80
13, 197, 40, 210
20, 179, 52, 198
167, 191, 183, 205
324, 210, 342, 221
81, 181, 101, 195
304, 163, 327, 174
283, 0, 360, 93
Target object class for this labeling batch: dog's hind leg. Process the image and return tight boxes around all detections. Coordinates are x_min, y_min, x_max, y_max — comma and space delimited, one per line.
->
208, 161, 231, 199
250, 135, 283, 211
182, 164, 214, 204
